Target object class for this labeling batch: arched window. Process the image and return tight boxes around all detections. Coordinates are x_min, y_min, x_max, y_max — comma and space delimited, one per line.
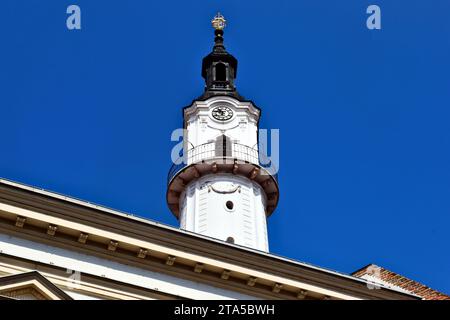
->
215, 135, 232, 158
226, 237, 235, 244
215, 63, 227, 81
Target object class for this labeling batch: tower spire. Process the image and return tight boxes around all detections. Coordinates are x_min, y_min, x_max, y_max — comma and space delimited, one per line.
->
199, 13, 243, 100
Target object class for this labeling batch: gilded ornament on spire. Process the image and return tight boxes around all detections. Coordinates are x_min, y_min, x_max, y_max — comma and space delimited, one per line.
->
211, 12, 226, 30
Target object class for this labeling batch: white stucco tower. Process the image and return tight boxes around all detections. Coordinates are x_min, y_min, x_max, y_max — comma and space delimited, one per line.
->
167, 13, 279, 252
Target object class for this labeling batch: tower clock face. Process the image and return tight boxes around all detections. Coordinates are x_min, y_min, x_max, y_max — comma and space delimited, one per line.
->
211, 106, 233, 121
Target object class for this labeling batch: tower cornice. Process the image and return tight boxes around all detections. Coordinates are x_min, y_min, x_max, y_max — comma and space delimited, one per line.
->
183, 96, 261, 129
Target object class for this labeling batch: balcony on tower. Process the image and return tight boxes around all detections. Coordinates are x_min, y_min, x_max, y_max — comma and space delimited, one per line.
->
168, 137, 273, 183
167, 137, 279, 219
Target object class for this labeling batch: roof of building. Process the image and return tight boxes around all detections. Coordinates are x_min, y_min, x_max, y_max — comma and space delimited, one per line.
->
1, 177, 336, 276
0, 177, 419, 300
352, 264, 450, 300
0, 177, 357, 281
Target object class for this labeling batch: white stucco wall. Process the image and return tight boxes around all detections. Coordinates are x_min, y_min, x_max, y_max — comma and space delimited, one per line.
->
179, 174, 268, 252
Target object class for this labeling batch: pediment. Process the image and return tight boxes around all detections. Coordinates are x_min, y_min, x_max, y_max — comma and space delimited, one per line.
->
0, 271, 72, 300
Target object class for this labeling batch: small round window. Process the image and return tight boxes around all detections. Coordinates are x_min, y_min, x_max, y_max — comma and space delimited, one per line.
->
225, 200, 234, 211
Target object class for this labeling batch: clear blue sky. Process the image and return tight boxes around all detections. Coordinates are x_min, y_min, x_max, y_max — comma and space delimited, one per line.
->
1, 1, 449, 294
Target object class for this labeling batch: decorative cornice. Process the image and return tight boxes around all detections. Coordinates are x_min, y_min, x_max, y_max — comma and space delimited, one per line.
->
183, 96, 261, 127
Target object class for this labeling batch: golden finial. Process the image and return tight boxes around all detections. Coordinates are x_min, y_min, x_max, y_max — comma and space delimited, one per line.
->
212, 12, 226, 30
